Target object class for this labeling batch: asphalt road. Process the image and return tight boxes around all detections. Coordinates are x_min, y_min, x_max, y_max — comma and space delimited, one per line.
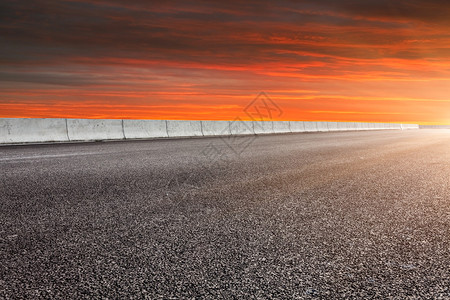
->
1, 130, 449, 299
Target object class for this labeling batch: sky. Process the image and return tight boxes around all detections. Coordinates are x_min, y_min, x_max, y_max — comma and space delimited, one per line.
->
2, 0, 450, 124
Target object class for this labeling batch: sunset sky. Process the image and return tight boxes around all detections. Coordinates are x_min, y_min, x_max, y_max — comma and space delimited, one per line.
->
2, 0, 450, 124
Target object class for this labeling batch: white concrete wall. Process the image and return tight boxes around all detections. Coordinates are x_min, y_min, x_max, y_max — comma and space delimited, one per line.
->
401, 124, 419, 129
201, 121, 230, 136
0, 118, 422, 144
303, 121, 318, 132
336, 122, 348, 131
419, 125, 450, 129
253, 121, 274, 135
345, 122, 353, 130
230, 120, 254, 135
327, 122, 339, 131
0, 118, 68, 144
166, 120, 203, 137
342, 122, 351, 131
123, 120, 168, 139
345, 122, 356, 130
289, 121, 305, 132
347, 122, 357, 130
316, 122, 329, 132
273, 121, 291, 133
67, 119, 124, 141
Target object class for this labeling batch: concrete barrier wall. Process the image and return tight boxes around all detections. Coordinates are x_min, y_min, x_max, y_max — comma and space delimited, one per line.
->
289, 121, 305, 132
0, 118, 422, 144
201, 121, 230, 136
337, 122, 348, 131
273, 121, 291, 133
344, 122, 353, 130
0, 118, 68, 144
327, 122, 338, 131
316, 122, 329, 132
253, 121, 274, 135
338, 122, 348, 131
304, 121, 318, 132
351, 122, 360, 130
401, 124, 419, 130
123, 120, 168, 139
230, 120, 254, 135
345, 122, 353, 130
167, 120, 203, 137
419, 125, 450, 129
67, 119, 124, 141
336, 122, 345, 130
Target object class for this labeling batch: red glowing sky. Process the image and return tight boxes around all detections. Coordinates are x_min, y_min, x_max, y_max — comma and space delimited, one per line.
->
2, 0, 450, 124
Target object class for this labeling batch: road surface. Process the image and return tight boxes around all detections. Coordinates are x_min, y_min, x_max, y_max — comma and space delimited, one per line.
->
1, 130, 449, 298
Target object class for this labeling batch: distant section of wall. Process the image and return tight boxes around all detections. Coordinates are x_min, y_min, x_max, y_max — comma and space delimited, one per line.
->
316, 122, 329, 132
419, 125, 450, 129
0, 118, 68, 144
123, 120, 168, 139
289, 121, 305, 133
303, 122, 318, 132
0, 118, 421, 145
230, 120, 254, 135
67, 119, 124, 141
253, 121, 274, 134
337, 122, 349, 131
273, 121, 291, 133
166, 120, 203, 137
348, 122, 359, 130
327, 122, 338, 131
201, 121, 230, 136
401, 124, 420, 130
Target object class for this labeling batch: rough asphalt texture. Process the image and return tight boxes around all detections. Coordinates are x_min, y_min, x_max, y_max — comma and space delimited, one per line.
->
1, 130, 449, 299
